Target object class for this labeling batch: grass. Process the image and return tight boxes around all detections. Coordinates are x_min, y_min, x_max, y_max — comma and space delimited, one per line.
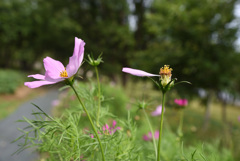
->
45, 79, 240, 160
0, 86, 47, 120
0, 69, 25, 94
124, 79, 240, 159
192, 100, 240, 126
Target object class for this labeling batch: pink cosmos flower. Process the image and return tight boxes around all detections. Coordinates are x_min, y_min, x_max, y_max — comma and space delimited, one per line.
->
142, 131, 159, 141
122, 68, 159, 77
102, 120, 121, 135
51, 99, 60, 107
24, 37, 85, 88
90, 120, 121, 138
174, 99, 188, 106
151, 105, 165, 116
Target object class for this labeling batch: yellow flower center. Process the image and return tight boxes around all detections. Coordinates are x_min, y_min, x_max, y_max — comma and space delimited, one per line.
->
159, 65, 172, 77
159, 65, 173, 87
60, 69, 68, 78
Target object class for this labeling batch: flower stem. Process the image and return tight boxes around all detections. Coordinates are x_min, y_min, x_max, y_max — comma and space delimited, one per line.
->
95, 66, 101, 127
143, 109, 157, 159
177, 109, 184, 139
157, 93, 165, 161
69, 83, 106, 161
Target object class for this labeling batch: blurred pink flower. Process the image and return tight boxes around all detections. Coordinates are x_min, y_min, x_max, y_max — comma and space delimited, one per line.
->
238, 116, 240, 122
90, 134, 94, 138
142, 131, 159, 141
90, 120, 121, 138
51, 99, 60, 107
151, 105, 165, 116
25, 37, 85, 88
122, 68, 159, 77
102, 120, 121, 135
174, 99, 188, 106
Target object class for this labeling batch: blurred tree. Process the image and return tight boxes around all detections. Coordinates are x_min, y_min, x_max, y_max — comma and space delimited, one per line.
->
132, 0, 239, 129
0, 0, 135, 84
133, 0, 147, 50
67, 0, 135, 82
0, 0, 80, 70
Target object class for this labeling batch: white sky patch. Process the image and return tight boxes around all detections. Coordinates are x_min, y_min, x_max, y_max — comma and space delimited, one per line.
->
233, 3, 240, 51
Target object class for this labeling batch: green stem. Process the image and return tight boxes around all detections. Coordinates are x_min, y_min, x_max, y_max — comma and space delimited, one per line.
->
95, 66, 101, 127
177, 109, 184, 139
157, 93, 165, 161
143, 109, 157, 159
69, 83, 106, 161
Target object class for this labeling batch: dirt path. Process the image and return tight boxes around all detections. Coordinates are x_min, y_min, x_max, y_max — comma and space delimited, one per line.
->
0, 89, 59, 161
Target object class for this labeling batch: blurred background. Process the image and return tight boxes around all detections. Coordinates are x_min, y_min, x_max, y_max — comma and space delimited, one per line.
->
1, 0, 240, 160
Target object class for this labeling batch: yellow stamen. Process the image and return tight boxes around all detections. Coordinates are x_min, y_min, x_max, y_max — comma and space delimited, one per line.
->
159, 65, 173, 87
60, 69, 68, 78
159, 65, 172, 77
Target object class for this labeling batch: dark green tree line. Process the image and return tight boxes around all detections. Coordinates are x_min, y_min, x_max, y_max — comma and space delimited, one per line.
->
1, 0, 239, 96
132, 0, 239, 129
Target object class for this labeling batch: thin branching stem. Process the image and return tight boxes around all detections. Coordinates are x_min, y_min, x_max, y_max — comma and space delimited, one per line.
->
69, 83, 106, 161
95, 66, 101, 127
142, 109, 157, 159
157, 92, 165, 161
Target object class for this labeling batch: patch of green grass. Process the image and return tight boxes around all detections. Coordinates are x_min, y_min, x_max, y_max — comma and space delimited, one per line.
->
0, 69, 25, 94
50, 79, 240, 160
124, 79, 240, 160
48, 80, 236, 160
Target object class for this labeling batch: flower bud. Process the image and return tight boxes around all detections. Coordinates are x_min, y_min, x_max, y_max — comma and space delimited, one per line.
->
159, 65, 172, 87
87, 54, 103, 66
137, 100, 148, 109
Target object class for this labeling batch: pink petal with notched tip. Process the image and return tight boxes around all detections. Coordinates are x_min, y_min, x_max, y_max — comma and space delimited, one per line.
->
122, 68, 159, 77
43, 57, 65, 80
66, 37, 85, 77
24, 80, 56, 88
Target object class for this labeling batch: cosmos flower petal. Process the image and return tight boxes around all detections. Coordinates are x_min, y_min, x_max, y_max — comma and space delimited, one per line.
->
66, 37, 85, 77
112, 120, 117, 127
45, 70, 64, 82
28, 74, 45, 80
24, 80, 56, 88
154, 131, 159, 139
142, 131, 159, 141
148, 132, 153, 139
143, 134, 150, 141
122, 67, 159, 77
105, 124, 109, 130
174, 99, 188, 106
151, 105, 165, 116
43, 57, 65, 79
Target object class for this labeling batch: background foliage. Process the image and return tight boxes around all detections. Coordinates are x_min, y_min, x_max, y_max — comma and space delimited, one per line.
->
1, 0, 240, 160
1, 0, 240, 92
0, 69, 25, 94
